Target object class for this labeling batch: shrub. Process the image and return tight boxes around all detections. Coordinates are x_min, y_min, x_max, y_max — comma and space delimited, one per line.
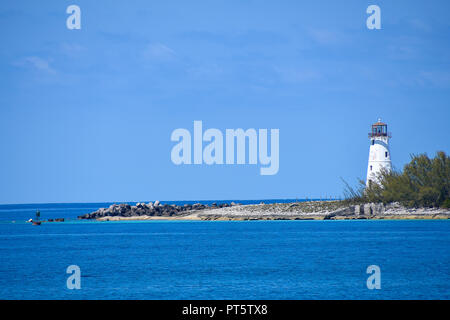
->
343, 151, 450, 208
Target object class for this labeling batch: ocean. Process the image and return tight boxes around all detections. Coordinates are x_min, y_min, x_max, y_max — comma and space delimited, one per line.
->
0, 202, 449, 300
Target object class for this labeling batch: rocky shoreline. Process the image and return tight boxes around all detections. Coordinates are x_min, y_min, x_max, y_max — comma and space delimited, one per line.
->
77, 201, 239, 220
78, 201, 450, 221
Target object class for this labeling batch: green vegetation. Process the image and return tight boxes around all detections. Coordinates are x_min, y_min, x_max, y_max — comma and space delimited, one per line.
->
343, 151, 450, 208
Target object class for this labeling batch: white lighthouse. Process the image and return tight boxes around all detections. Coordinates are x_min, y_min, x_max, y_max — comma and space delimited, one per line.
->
366, 118, 392, 186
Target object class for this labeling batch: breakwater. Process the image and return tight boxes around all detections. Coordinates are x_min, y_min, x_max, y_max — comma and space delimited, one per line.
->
78, 201, 238, 220
78, 201, 450, 221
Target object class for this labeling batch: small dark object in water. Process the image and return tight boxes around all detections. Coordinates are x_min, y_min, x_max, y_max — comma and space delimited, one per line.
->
32, 210, 42, 225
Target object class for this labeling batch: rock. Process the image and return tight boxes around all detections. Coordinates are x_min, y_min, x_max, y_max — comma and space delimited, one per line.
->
136, 208, 146, 216
119, 204, 130, 214
372, 203, 384, 215
354, 205, 361, 216
79, 200, 216, 219
193, 203, 205, 210
136, 202, 147, 209
363, 203, 372, 215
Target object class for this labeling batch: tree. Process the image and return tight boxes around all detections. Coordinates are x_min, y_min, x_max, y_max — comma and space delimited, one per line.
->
344, 151, 450, 208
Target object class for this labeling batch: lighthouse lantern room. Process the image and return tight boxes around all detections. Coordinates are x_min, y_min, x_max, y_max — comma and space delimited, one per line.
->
366, 118, 392, 187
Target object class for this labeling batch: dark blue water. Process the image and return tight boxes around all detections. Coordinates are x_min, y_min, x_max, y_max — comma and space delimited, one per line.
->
0, 204, 449, 299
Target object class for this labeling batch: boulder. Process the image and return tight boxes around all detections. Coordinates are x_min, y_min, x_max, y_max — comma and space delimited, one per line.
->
363, 203, 372, 215
371, 203, 384, 215
354, 205, 361, 216
79, 200, 214, 219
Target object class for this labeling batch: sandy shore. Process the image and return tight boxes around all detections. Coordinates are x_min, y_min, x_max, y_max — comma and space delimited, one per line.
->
95, 201, 450, 221
97, 213, 201, 221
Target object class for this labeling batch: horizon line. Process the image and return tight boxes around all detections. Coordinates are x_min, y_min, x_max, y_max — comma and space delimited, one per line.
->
0, 197, 342, 206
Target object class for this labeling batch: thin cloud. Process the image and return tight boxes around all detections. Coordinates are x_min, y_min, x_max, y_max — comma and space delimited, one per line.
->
307, 28, 348, 46
178, 30, 288, 47
387, 45, 417, 60
384, 69, 450, 88
274, 66, 322, 83
142, 43, 176, 61
13, 56, 56, 74
419, 71, 450, 88
60, 43, 87, 57
409, 19, 432, 32
187, 63, 224, 78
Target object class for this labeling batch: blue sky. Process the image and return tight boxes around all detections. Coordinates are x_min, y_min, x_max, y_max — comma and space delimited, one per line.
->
0, 0, 449, 204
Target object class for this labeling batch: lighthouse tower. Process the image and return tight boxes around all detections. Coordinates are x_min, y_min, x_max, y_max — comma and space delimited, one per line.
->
366, 118, 392, 186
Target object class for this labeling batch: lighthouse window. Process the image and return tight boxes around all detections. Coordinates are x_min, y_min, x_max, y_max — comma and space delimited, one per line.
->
370, 165, 373, 171
372, 140, 375, 145
385, 152, 388, 158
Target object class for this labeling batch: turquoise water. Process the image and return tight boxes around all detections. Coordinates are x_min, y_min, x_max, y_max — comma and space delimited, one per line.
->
0, 203, 449, 299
